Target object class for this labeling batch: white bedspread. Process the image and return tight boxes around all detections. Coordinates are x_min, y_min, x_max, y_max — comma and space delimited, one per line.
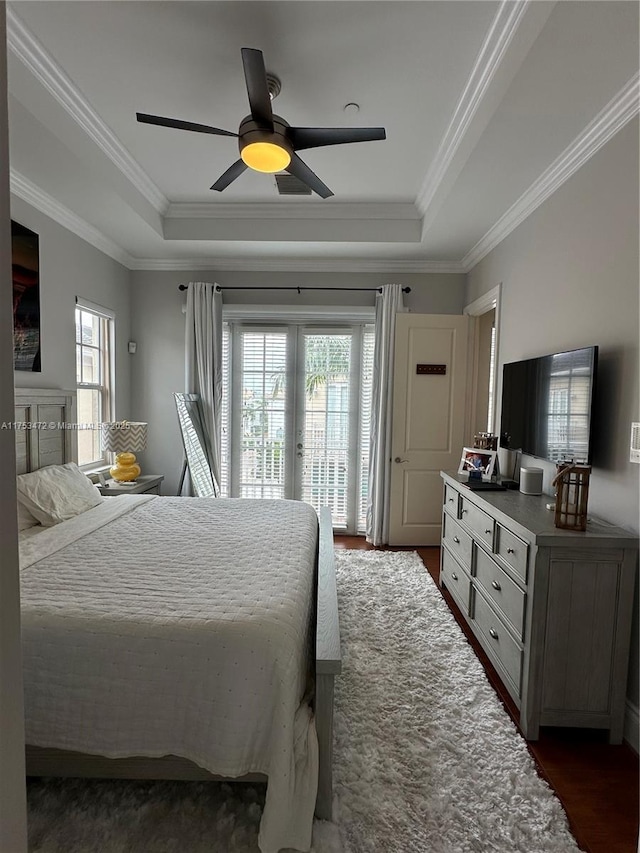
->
20, 495, 319, 853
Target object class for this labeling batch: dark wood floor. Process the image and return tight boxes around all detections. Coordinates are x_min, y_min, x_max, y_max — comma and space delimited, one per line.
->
335, 535, 639, 853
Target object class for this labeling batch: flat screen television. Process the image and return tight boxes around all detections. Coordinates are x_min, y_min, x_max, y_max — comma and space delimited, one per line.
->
499, 345, 598, 464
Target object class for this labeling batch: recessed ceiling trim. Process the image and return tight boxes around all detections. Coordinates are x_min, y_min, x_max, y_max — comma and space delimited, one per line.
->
7, 6, 168, 215
415, 0, 531, 216
163, 214, 422, 243
129, 257, 465, 274
165, 202, 421, 221
10, 168, 134, 268
9, 171, 460, 273
462, 72, 640, 272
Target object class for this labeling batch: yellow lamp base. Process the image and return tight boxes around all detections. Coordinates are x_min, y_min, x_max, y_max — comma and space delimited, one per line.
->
110, 452, 141, 482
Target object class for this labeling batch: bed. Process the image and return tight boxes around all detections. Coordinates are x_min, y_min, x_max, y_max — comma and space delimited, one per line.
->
14, 388, 341, 853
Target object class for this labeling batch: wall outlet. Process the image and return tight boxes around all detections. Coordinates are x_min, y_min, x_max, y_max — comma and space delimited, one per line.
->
630, 422, 640, 463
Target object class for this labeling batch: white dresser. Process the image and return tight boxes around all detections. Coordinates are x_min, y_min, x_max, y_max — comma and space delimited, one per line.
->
440, 471, 638, 742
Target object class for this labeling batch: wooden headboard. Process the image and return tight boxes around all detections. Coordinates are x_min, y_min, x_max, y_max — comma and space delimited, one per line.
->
14, 389, 77, 474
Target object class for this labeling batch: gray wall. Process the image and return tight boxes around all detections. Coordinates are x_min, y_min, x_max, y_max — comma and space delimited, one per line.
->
130, 270, 467, 496
0, 4, 28, 847
10, 197, 132, 421
466, 117, 640, 709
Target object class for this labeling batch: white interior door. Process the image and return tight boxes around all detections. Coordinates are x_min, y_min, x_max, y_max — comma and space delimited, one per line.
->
389, 313, 470, 545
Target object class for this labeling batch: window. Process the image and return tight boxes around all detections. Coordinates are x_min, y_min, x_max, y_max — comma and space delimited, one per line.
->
75, 301, 114, 467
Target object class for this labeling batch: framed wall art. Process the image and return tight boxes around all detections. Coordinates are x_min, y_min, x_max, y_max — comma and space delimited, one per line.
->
12, 220, 41, 372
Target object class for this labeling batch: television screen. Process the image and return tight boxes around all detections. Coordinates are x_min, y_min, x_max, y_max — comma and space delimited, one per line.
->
499, 346, 598, 464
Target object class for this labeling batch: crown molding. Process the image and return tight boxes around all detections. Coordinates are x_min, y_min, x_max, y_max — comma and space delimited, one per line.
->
9, 169, 463, 273
129, 257, 465, 274
462, 72, 640, 272
10, 169, 134, 268
416, 0, 531, 216
165, 202, 420, 221
6, 6, 168, 215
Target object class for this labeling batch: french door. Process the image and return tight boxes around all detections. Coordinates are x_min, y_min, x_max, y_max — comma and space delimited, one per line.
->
222, 323, 374, 533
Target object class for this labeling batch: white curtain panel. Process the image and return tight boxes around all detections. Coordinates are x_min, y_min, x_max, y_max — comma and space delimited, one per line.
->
366, 284, 405, 545
184, 282, 223, 494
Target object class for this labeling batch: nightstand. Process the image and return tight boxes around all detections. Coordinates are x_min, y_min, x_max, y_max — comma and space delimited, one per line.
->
98, 475, 164, 496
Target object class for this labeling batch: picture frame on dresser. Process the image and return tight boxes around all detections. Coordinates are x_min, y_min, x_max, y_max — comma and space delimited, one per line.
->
458, 447, 497, 481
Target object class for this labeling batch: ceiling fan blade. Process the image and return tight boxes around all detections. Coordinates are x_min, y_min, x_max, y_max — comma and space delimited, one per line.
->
210, 159, 248, 192
241, 48, 273, 129
286, 154, 333, 199
287, 126, 386, 151
136, 113, 237, 137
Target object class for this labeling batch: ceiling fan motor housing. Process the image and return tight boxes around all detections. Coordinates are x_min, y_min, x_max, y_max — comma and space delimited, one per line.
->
239, 115, 293, 173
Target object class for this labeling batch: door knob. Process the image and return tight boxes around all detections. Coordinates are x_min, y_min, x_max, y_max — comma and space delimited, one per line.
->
394, 457, 407, 463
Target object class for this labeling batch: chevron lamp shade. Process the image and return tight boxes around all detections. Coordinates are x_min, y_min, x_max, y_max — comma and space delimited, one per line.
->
101, 421, 148, 482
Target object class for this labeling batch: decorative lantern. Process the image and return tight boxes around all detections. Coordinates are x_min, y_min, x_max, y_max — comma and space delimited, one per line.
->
552, 464, 591, 531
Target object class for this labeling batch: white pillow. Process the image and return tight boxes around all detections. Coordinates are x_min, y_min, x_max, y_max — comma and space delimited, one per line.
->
17, 500, 39, 532
16, 463, 103, 526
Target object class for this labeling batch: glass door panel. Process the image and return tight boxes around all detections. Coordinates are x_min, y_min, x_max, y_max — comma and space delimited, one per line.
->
237, 331, 287, 499
298, 333, 352, 528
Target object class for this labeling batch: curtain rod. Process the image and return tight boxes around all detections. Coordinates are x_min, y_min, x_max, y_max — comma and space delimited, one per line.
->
178, 284, 411, 293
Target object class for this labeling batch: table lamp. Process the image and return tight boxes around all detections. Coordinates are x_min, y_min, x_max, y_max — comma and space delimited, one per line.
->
101, 421, 148, 482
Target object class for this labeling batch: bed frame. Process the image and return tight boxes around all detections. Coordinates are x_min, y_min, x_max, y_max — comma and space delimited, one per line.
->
15, 388, 341, 820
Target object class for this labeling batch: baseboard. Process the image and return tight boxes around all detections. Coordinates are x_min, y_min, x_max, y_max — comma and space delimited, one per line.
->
624, 699, 639, 753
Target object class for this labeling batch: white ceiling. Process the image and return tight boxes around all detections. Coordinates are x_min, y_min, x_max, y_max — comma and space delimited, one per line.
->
6, 1, 639, 272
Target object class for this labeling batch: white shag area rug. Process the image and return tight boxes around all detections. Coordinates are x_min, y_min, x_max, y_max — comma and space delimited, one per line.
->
27, 549, 582, 853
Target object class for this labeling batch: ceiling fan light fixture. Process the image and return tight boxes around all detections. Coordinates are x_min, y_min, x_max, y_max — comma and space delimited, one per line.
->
136, 49, 386, 196
241, 141, 291, 173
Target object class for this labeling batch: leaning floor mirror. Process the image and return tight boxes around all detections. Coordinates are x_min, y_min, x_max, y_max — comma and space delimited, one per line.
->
174, 392, 219, 497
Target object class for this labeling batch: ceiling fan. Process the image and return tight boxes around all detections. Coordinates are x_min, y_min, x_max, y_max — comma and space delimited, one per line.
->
136, 48, 386, 199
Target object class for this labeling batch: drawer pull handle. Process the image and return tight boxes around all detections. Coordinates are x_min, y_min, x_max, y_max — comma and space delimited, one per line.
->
451, 572, 458, 581
448, 497, 454, 503
507, 548, 515, 554
461, 509, 467, 514
489, 628, 499, 640
453, 536, 460, 544
491, 580, 501, 591
485, 529, 492, 535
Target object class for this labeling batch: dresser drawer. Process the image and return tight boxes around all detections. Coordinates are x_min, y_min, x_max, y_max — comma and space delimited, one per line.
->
495, 525, 529, 583
474, 548, 526, 640
442, 513, 472, 569
443, 484, 460, 515
473, 590, 523, 693
459, 495, 495, 549
441, 547, 471, 614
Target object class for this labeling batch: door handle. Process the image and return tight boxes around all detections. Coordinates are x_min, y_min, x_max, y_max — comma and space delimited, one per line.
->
394, 457, 407, 463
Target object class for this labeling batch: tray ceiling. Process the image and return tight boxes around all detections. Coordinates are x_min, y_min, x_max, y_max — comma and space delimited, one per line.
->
6, 1, 639, 270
